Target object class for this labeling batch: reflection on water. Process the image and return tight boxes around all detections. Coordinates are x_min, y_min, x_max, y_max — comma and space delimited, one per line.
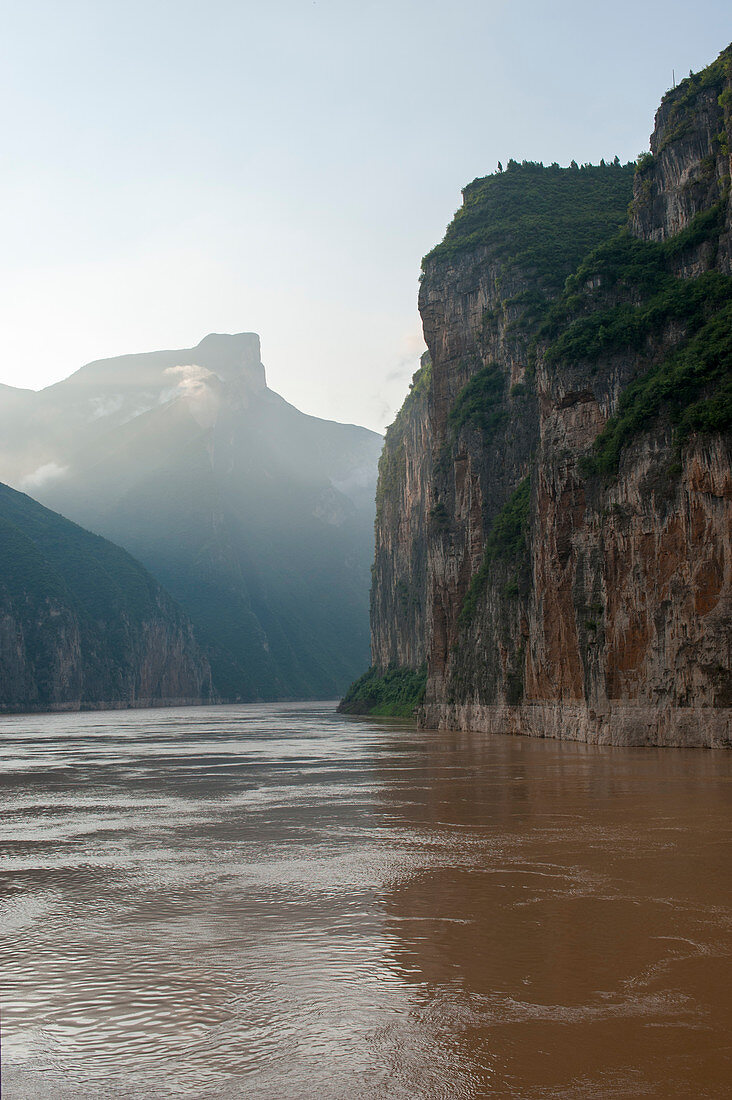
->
0, 702, 730, 1098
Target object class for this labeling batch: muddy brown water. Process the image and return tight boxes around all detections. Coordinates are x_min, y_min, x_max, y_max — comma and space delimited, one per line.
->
0, 702, 730, 1098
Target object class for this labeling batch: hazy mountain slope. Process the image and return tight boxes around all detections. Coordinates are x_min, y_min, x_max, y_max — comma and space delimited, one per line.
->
0, 333, 381, 700
0, 481, 213, 712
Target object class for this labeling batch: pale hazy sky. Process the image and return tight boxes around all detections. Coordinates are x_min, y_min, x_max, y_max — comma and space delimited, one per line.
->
1, 1, 730, 431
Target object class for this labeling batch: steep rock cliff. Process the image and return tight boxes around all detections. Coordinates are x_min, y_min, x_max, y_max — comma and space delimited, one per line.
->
370, 353, 433, 670
0, 482, 213, 712
360, 42, 732, 746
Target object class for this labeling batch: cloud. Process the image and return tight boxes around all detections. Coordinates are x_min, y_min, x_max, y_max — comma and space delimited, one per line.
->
162, 363, 220, 428
162, 363, 215, 400
21, 462, 68, 489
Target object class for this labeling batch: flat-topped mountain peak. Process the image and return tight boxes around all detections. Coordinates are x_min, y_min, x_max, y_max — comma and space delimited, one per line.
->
57, 330, 267, 400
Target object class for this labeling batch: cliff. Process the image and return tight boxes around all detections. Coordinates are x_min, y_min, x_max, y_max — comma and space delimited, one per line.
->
370, 352, 433, 671
0, 481, 214, 712
354, 42, 732, 746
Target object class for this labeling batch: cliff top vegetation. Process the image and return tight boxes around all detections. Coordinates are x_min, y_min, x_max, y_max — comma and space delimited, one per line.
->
657, 42, 731, 152
422, 161, 636, 301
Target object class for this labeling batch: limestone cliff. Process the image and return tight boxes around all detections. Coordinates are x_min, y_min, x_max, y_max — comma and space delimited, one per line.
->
360, 42, 732, 746
370, 352, 432, 671
0, 482, 214, 712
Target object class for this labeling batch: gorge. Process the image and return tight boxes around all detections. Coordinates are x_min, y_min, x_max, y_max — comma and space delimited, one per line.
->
0, 480, 212, 712
0, 333, 382, 707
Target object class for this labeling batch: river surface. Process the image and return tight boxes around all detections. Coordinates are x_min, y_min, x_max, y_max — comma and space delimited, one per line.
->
0, 702, 731, 1098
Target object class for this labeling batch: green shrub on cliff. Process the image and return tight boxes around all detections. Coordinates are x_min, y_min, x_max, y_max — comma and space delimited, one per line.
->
583, 301, 732, 476
542, 204, 728, 362
406, 354, 432, 401
422, 162, 635, 304
459, 477, 531, 624
539, 201, 732, 476
448, 363, 506, 440
657, 43, 731, 151
338, 664, 427, 717
546, 268, 732, 367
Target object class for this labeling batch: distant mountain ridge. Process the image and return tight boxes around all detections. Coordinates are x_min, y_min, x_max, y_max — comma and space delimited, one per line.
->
0, 333, 382, 700
0, 481, 213, 712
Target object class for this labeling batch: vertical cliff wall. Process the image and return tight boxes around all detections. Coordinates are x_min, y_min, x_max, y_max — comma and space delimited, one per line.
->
370, 353, 432, 670
361, 42, 732, 746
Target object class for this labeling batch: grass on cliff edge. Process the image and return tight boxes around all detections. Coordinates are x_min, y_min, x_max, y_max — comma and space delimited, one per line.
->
656, 42, 731, 152
422, 161, 635, 301
338, 665, 427, 717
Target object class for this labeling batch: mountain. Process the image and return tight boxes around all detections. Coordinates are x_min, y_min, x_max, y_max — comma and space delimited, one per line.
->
0, 481, 213, 712
342, 43, 732, 747
0, 333, 381, 700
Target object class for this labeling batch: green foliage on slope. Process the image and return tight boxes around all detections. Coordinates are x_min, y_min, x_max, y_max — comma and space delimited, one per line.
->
404, 353, 433, 404
538, 202, 732, 476
0, 482, 164, 627
338, 664, 427, 717
583, 303, 732, 477
423, 161, 635, 300
459, 477, 531, 625
542, 205, 729, 361
657, 43, 731, 151
448, 363, 507, 441
0, 481, 209, 708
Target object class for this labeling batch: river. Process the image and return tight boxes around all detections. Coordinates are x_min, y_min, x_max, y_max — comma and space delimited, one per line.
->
0, 702, 730, 1098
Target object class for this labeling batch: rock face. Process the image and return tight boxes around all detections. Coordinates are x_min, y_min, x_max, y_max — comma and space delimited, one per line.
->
370, 353, 432, 670
0, 333, 382, 701
0, 482, 213, 712
365, 43, 732, 746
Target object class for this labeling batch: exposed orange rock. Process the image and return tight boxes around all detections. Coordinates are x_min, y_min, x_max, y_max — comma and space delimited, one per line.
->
367, 46, 732, 746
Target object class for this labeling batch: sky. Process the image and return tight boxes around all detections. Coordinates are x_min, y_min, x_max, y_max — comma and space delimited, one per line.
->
0, 1, 730, 433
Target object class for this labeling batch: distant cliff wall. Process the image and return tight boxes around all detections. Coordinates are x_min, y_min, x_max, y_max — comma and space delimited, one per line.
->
0, 483, 213, 713
370, 353, 432, 671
